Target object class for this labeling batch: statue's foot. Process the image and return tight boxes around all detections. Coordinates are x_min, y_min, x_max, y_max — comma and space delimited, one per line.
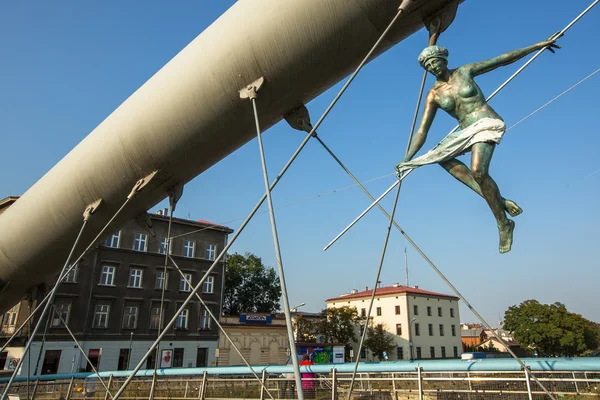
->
499, 220, 515, 254
504, 199, 523, 217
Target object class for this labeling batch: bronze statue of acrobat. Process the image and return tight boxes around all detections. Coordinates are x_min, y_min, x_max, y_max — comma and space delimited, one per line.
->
396, 36, 560, 253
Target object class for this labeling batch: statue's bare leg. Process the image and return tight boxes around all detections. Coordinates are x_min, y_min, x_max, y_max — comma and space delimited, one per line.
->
439, 158, 522, 217
470, 142, 514, 254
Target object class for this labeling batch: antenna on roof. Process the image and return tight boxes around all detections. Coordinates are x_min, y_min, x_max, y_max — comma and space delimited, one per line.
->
404, 246, 409, 286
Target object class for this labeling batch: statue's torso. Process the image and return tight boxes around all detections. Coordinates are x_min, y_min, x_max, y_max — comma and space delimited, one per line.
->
432, 68, 503, 129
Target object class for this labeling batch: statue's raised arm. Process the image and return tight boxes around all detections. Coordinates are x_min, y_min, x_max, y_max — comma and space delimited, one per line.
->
465, 37, 560, 76
395, 37, 561, 254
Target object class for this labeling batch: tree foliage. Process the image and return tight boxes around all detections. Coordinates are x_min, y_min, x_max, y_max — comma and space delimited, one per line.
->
294, 314, 317, 343
315, 306, 360, 345
223, 252, 281, 315
364, 323, 396, 361
503, 300, 599, 357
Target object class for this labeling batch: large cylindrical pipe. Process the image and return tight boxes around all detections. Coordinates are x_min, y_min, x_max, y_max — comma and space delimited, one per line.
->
0, 0, 458, 313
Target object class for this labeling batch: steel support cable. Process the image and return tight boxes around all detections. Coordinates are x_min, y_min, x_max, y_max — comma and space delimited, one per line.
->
111, 6, 412, 398
1, 216, 90, 400
250, 96, 305, 400
346, 27, 437, 398
168, 256, 275, 400
52, 308, 114, 399
0, 178, 150, 355
149, 201, 175, 400
324, 0, 600, 250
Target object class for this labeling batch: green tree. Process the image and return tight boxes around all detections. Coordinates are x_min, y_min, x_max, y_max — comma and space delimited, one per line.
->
294, 314, 317, 343
314, 306, 360, 361
364, 323, 396, 361
223, 252, 281, 315
503, 300, 599, 357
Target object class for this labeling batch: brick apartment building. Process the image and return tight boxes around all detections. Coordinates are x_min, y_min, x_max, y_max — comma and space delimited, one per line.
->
0, 197, 232, 375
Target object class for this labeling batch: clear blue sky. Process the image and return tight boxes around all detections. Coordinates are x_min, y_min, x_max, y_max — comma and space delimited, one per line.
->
1, 1, 599, 326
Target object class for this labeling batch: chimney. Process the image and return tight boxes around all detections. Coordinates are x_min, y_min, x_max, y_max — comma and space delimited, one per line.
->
350, 289, 358, 294
156, 209, 163, 216
163, 207, 168, 215
414, 285, 419, 289
365, 286, 368, 291
392, 282, 400, 287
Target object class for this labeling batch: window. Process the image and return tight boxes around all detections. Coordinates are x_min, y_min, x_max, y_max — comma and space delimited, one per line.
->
128, 269, 143, 288
176, 308, 189, 329
396, 346, 404, 360
205, 243, 216, 261
202, 276, 214, 294
51, 303, 70, 327
416, 347, 422, 360
117, 349, 130, 371
360, 348, 366, 359
180, 274, 192, 292
427, 306, 432, 316
150, 307, 164, 330
428, 323, 433, 336
105, 231, 121, 248
439, 324, 444, 336
453, 346, 458, 358
183, 240, 195, 258
63, 265, 78, 283
413, 305, 418, 315
396, 324, 402, 335
2, 304, 19, 328
438, 307, 442, 317
450, 308, 455, 318
133, 233, 148, 252
376, 307, 382, 316
93, 304, 110, 328
360, 308, 366, 318
159, 237, 173, 255
173, 348, 184, 368
451, 324, 456, 337
395, 305, 400, 315
155, 270, 168, 290
200, 307, 211, 330
123, 306, 138, 329
441, 346, 446, 358
415, 323, 420, 336
430, 346, 436, 359
99, 266, 115, 286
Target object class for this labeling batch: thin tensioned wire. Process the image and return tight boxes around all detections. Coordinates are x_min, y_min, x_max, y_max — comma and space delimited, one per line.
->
1, 216, 90, 400
325, 0, 599, 248
250, 95, 304, 400
1, 180, 149, 355
110, 5, 415, 398
346, 28, 437, 397
169, 256, 275, 400
52, 308, 114, 399
149, 202, 175, 400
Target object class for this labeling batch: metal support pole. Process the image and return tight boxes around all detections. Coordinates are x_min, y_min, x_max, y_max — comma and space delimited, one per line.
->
246, 84, 304, 400
259, 370, 267, 400
466, 372, 472, 400
169, 256, 274, 400
184, 381, 189, 398
65, 377, 75, 400
32, 306, 51, 376
572, 372, 580, 394
104, 375, 114, 400
200, 371, 207, 400
332, 369, 338, 400
525, 367, 534, 400
31, 379, 39, 400
111, 4, 416, 396
417, 367, 424, 400
53, 308, 113, 398
1, 201, 98, 400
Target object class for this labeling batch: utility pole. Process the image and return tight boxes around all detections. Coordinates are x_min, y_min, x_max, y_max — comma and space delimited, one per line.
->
404, 247, 409, 286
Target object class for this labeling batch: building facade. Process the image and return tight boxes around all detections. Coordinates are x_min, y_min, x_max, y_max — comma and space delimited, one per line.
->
0, 205, 232, 375
326, 284, 462, 361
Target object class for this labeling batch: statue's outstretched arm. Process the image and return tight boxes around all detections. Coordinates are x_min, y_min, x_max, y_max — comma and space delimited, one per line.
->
465, 38, 559, 76
404, 92, 438, 162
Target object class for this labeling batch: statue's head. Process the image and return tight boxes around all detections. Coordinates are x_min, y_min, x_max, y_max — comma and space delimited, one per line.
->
418, 46, 449, 77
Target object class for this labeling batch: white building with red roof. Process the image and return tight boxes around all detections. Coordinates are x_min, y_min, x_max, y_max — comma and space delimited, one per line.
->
326, 283, 462, 361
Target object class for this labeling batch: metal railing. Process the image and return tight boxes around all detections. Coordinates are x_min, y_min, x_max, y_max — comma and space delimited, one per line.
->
2, 370, 599, 399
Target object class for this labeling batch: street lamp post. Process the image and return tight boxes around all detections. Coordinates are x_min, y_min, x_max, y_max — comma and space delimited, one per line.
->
409, 317, 416, 361
291, 303, 305, 313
